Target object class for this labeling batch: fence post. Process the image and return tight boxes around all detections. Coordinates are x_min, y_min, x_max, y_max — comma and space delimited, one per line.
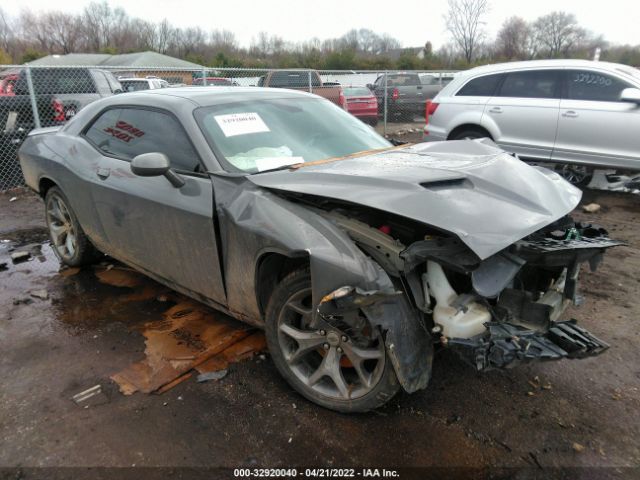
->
25, 66, 41, 130
202, 67, 207, 86
307, 70, 312, 93
383, 70, 388, 137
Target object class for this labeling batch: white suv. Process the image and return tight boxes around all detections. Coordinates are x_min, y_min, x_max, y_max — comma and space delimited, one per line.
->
423, 60, 640, 181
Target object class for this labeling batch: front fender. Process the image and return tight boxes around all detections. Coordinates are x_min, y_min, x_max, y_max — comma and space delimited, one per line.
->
211, 174, 433, 392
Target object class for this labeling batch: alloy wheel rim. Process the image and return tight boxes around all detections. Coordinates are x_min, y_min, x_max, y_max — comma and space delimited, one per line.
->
47, 195, 77, 260
276, 287, 386, 401
559, 164, 589, 184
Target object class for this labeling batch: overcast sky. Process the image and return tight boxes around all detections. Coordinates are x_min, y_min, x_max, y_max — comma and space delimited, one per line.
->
5, 0, 639, 49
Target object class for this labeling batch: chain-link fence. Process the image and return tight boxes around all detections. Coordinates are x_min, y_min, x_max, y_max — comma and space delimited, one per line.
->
0, 65, 457, 191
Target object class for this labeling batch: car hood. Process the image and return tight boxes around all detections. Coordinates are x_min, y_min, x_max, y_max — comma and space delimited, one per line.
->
248, 140, 582, 260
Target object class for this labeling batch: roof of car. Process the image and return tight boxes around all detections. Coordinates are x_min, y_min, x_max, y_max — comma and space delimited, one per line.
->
123, 86, 313, 106
464, 59, 633, 76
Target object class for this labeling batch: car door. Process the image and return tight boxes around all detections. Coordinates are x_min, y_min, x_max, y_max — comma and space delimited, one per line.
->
82, 106, 227, 305
553, 69, 640, 169
482, 69, 562, 160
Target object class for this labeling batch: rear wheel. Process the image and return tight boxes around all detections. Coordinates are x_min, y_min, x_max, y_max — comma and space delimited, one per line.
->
265, 268, 400, 412
450, 128, 491, 140
557, 164, 593, 186
45, 187, 102, 266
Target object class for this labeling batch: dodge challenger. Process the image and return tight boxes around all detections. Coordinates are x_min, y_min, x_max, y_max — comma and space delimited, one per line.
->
19, 87, 621, 412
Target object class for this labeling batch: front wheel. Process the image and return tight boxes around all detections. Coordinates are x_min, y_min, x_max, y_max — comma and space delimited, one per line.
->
265, 268, 400, 412
45, 186, 102, 266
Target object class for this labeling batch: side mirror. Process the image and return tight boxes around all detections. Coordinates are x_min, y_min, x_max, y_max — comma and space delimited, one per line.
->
113, 88, 123, 94
620, 88, 640, 105
131, 152, 185, 188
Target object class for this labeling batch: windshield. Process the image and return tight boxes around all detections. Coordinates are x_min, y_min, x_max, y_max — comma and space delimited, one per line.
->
121, 80, 149, 92
343, 87, 372, 96
195, 97, 391, 173
615, 66, 640, 83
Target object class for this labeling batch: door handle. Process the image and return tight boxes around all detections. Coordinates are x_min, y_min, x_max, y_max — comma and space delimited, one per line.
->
96, 167, 110, 179
488, 107, 502, 113
563, 110, 578, 118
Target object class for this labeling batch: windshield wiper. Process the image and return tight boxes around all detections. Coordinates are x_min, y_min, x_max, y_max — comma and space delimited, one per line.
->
250, 164, 300, 175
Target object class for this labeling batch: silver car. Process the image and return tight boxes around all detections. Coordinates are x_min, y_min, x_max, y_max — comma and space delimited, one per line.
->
423, 60, 640, 183
18, 87, 620, 412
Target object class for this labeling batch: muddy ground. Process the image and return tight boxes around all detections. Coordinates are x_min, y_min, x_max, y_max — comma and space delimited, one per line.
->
0, 188, 639, 479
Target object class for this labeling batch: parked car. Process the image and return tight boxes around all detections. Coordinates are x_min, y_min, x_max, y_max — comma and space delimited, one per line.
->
367, 72, 426, 121
192, 77, 238, 86
119, 77, 167, 92
19, 87, 619, 412
423, 60, 640, 184
260, 70, 347, 109
2, 68, 122, 187
0, 73, 18, 96
419, 73, 456, 98
343, 86, 378, 125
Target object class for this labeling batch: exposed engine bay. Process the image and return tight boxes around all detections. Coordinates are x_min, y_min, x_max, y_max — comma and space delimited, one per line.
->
312, 202, 623, 372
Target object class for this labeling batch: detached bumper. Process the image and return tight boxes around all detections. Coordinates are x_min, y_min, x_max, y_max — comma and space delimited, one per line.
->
448, 320, 609, 371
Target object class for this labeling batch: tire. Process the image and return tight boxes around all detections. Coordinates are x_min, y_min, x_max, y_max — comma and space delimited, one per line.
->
557, 164, 593, 187
265, 268, 400, 412
44, 186, 102, 267
450, 128, 490, 140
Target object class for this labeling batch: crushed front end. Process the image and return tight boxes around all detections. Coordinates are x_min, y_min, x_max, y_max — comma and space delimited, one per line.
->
319, 207, 623, 380
402, 217, 623, 371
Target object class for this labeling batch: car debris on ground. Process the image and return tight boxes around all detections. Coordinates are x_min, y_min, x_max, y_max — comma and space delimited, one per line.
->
72, 384, 109, 407
10, 251, 30, 263
582, 203, 601, 213
29, 289, 49, 300
196, 369, 228, 383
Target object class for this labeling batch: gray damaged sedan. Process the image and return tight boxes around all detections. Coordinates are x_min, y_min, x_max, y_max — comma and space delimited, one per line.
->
19, 87, 622, 412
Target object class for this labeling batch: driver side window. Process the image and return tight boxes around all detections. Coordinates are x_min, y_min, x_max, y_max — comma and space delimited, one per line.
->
84, 107, 201, 172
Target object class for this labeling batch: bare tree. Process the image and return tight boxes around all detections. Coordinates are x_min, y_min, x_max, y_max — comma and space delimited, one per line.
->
154, 19, 173, 54
495, 16, 531, 60
0, 7, 13, 53
532, 11, 586, 58
47, 12, 82, 54
444, 0, 489, 63
210, 29, 238, 53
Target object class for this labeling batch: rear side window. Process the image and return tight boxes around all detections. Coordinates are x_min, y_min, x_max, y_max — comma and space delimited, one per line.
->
565, 70, 632, 102
497, 70, 560, 99
456, 74, 504, 96
268, 71, 321, 88
84, 108, 200, 172
31, 68, 95, 94
387, 74, 420, 86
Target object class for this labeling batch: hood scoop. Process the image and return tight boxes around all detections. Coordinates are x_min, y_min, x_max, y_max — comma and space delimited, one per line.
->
421, 178, 472, 191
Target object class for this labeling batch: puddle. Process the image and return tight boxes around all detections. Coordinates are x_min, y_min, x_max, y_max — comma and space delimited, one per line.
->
1, 231, 267, 394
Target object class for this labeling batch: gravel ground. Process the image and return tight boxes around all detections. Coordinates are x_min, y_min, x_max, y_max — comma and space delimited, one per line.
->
0, 188, 638, 479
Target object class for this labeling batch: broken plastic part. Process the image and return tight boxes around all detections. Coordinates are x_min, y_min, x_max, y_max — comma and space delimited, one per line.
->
448, 320, 609, 371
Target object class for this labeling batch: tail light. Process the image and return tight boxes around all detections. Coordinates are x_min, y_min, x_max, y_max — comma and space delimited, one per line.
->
52, 99, 65, 122
339, 90, 347, 110
425, 100, 439, 124
392, 88, 399, 101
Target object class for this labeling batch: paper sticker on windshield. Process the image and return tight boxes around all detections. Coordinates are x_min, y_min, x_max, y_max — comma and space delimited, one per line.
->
214, 112, 270, 137
255, 157, 304, 172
